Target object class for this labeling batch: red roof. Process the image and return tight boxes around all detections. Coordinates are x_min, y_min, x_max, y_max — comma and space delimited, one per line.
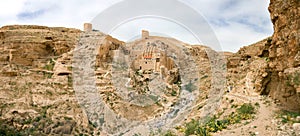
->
143, 55, 152, 59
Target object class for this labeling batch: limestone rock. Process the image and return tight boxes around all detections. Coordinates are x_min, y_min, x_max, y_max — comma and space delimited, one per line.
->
245, 58, 269, 95
226, 0, 300, 111
165, 68, 179, 86
0, 25, 80, 69
265, 0, 300, 111
293, 123, 300, 131
0, 0, 299, 134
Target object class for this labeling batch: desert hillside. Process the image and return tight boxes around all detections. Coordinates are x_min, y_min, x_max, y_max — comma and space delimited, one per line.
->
0, 0, 299, 135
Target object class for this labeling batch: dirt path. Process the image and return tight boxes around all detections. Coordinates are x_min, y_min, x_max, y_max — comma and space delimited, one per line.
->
213, 95, 279, 136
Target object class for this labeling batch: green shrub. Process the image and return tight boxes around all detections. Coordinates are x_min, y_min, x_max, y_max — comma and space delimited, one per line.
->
44, 59, 55, 71
183, 103, 257, 135
163, 130, 176, 136
184, 81, 196, 92
237, 103, 255, 115
171, 90, 177, 96
205, 117, 228, 132
43, 72, 53, 78
196, 127, 209, 136
0, 119, 23, 136
293, 73, 300, 85
278, 110, 300, 123
68, 75, 73, 87
185, 119, 199, 136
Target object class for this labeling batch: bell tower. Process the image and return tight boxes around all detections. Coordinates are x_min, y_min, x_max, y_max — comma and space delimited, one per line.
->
142, 30, 149, 39
84, 23, 92, 32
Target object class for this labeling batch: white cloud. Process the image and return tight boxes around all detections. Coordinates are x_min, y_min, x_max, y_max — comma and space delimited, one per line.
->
0, 0, 273, 52
0, 0, 26, 17
0, 0, 27, 25
181, 0, 273, 52
212, 21, 270, 52
0, 0, 122, 28
110, 18, 199, 44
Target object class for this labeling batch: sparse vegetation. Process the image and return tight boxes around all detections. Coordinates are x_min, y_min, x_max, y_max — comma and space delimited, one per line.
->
184, 81, 196, 92
43, 72, 53, 78
162, 130, 176, 136
68, 75, 73, 87
287, 72, 300, 86
0, 119, 24, 136
0, 5, 298, 135
8, 81, 17, 86
277, 110, 300, 124
254, 102, 260, 107
201, 75, 208, 79
133, 133, 142, 136
181, 103, 257, 136
44, 59, 55, 71
171, 90, 177, 96
263, 99, 271, 106
42, 64, 54, 78
237, 103, 255, 115
264, 57, 270, 62
67, 66, 73, 71
293, 72, 300, 85
0, 117, 45, 136
46, 89, 53, 95
184, 119, 198, 135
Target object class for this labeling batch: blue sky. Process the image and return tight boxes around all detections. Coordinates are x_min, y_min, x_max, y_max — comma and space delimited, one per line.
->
0, 0, 273, 52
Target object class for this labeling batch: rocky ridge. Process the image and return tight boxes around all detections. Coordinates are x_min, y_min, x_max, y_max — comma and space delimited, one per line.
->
0, 0, 299, 135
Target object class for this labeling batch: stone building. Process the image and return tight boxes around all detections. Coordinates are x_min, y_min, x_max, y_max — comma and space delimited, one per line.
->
138, 45, 161, 72
131, 31, 175, 73
83, 23, 92, 32
142, 30, 149, 39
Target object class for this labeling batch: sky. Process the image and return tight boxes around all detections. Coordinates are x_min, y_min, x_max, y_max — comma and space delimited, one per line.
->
0, 0, 273, 52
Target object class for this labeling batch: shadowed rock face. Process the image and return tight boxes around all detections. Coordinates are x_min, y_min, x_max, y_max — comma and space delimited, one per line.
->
266, 0, 300, 111
226, 0, 299, 112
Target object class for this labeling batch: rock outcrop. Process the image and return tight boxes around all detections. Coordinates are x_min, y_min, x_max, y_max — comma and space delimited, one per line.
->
0, 0, 299, 135
0, 25, 125, 135
226, 0, 300, 111
266, 0, 300, 111
226, 38, 272, 96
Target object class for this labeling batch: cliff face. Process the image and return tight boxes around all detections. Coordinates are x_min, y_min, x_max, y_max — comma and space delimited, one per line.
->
268, 0, 299, 70
0, 25, 80, 71
0, 25, 127, 135
0, 0, 299, 135
0, 25, 214, 135
226, 0, 300, 111
266, 0, 300, 111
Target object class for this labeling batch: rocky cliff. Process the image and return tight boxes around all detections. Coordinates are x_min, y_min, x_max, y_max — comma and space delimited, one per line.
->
266, 0, 300, 111
0, 0, 299, 135
0, 25, 126, 135
226, 0, 300, 112
0, 24, 215, 135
